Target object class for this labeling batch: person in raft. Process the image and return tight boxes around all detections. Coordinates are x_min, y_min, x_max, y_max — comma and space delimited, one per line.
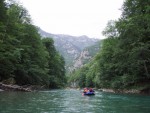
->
89, 88, 94, 92
83, 88, 89, 93
83, 88, 94, 93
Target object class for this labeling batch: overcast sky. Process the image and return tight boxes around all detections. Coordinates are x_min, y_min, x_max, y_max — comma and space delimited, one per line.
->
18, 0, 124, 39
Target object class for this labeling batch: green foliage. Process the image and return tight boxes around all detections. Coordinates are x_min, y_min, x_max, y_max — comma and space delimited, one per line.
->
42, 38, 66, 88
68, 0, 150, 90
0, 0, 66, 88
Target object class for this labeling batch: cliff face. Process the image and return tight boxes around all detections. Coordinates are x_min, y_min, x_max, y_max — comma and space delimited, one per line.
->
73, 50, 91, 68
39, 28, 100, 72
69, 41, 101, 72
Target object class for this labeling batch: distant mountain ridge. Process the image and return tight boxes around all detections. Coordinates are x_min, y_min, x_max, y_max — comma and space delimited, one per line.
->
38, 28, 100, 72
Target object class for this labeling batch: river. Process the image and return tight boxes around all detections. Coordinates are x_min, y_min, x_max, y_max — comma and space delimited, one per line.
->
0, 89, 150, 113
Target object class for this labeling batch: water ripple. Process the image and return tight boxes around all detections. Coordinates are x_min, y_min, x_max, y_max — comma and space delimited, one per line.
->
0, 89, 150, 113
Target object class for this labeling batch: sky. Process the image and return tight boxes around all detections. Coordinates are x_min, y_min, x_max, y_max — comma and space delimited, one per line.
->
18, 0, 124, 39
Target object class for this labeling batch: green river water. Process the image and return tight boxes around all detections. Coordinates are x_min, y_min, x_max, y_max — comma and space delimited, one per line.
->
0, 89, 150, 113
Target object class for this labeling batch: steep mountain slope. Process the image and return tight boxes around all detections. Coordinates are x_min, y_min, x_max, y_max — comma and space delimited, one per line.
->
69, 41, 101, 72
39, 28, 100, 71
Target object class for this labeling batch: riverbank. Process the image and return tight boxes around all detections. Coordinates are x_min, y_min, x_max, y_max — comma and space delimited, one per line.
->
98, 88, 150, 95
1, 83, 150, 95
67, 87, 150, 95
0, 83, 32, 92
99, 89, 140, 94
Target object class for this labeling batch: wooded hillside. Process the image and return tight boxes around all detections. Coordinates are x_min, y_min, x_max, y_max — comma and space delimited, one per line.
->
0, 0, 66, 88
68, 0, 150, 91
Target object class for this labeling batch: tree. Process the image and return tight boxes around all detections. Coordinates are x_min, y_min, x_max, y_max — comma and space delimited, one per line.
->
68, 0, 150, 90
0, 1, 66, 88
42, 38, 66, 88
99, 0, 150, 89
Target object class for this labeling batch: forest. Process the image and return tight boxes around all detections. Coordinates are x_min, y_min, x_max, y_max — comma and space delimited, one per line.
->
68, 0, 150, 90
0, 0, 66, 88
0, 0, 150, 91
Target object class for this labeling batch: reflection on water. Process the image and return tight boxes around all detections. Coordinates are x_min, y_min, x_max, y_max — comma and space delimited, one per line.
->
0, 89, 150, 113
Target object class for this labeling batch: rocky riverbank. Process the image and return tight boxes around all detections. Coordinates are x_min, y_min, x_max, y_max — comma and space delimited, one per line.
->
99, 89, 139, 93
98, 88, 150, 95
0, 83, 32, 92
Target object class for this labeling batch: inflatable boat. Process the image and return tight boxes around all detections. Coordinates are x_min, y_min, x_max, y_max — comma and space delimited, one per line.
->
82, 91, 95, 96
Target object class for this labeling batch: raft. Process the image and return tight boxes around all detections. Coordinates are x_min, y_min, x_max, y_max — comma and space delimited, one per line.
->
82, 92, 95, 96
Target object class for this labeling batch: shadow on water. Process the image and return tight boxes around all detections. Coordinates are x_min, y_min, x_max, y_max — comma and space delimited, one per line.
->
0, 89, 150, 113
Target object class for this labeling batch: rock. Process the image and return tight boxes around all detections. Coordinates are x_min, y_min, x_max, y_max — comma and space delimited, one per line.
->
140, 88, 150, 94
99, 88, 141, 94
0, 89, 4, 92
0, 83, 31, 92
101, 89, 115, 93
2, 78, 16, 85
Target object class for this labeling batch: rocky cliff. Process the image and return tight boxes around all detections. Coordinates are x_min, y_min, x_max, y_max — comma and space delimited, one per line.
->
69, 41, 101, 72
